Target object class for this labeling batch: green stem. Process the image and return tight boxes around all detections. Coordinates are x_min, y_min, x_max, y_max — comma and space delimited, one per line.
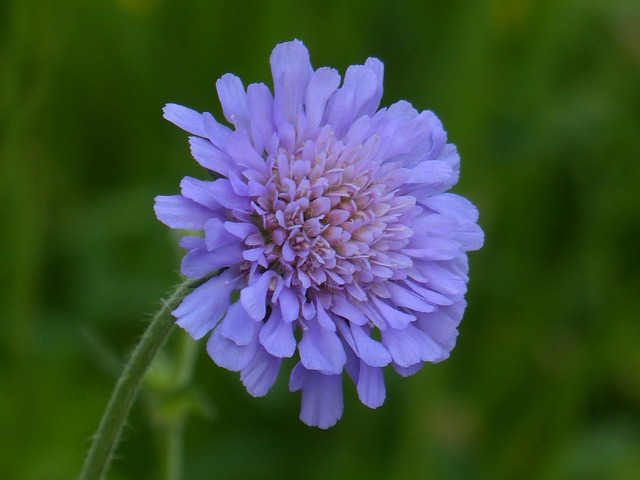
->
160, 333, 199, 480
161, 414, 187, 480
79, 277, 197, 480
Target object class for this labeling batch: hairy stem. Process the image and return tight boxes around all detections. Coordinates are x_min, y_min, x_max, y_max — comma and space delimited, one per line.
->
79, 277, 197, 480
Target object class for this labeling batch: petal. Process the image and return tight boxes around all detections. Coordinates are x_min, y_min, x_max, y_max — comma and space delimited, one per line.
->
384, 281, 436, 313
224, 220, 259, 240
329, 295, 369, 326
204, 218, 239, 251
305, 67, 341, 132
357, 362, 386, 409
240, 347, 283, 397
371, 102, 431, 161
226, 128, 266, 172
276, 287, 299, 323
324, 65, 378, 136
420, 193, 479, 223
350, 324, 391, 367
172, 270, 239, 340
188, 137, 234, 176
381, 324, 448, 367
415, 303, 464, 353
411, 261, 467, 297
206, 319, 259, 372
219, 301, 257, 346
154, 195, 212, 230
361, 57, 384, 116
202, 112, 233, 150
404, 159, 454, 186
271, 39, 311, 125
207, 178, 250, 210
163, 103, 206, 137
259, 307, 296, 358
404, 279, 455, 306
289, 363, 343, 429
247, 82, 274, 150
370, 296, 416, 329
393, 362, 425, 377
298, 320, 346, 375
178, 235, 203, 251
180, 177, 220, 210
216, 73, 250, 131
315, 302, 336, 331
402, 237, 462, 261
240, 271, 275, 321
180, 244, 242, 279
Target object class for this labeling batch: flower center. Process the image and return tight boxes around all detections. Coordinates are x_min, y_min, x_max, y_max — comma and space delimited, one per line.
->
250, 128, 416, 299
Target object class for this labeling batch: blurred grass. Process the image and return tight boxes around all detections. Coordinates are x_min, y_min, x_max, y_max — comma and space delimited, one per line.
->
1, 0, 640, 479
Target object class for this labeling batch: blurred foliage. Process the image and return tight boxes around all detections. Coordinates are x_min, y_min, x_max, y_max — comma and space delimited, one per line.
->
1, 0, 640, 479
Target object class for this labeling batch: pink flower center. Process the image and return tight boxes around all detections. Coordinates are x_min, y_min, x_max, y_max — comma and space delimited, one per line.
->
250, 128, 416, 299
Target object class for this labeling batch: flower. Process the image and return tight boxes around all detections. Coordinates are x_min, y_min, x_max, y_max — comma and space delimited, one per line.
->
155, 39, 483, 428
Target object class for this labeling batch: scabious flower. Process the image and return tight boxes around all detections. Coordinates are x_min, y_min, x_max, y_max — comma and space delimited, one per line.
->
155, 39, 483, 428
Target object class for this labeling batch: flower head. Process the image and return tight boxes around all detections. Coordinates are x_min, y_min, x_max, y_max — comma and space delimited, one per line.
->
155, 40, 483, 428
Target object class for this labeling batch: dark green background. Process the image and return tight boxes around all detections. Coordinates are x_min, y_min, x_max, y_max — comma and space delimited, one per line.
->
2, 0, 639, 478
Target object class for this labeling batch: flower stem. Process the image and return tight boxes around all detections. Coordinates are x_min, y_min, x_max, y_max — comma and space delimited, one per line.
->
79, 277, 197, 480
159, 332, 199, 480
160, 417, 187, 480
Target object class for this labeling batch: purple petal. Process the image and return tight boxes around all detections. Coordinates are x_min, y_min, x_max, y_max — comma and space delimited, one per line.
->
201, 112, 233, 150
259, 307, 296, 358
188, 137, 234, 176
381, 324, 448, 367
315, 302, 336, 331
240, 271, 275, 321
393, 362, 424, 377
204, 218, 238, 251
324, 65, 378, 136
154, 195, 213, 230
226, 127, 266, 172
219, 301, 257, 346
289, 363, 344, 429
329, 295, 369, 326
216, 73, 250, 131
405, 159, 455, 187
350, 324, 391, 367
438, 143, 461, 178
180, 177, 220, 210
361, 57, 384, 116
207, 178, 249, 210
420, 192, 479, 222
415, 303, 464, 353
298, 320, 346, 375
247, 82, 274, 150
370, 296, 416, 329
276, 287, 299, 323
402, 237, 462, 261
180, 243, 241, 279
240, 347, 283, 397
404, 279, 454, 306
305, 67, 341, 132
172, 270, 239, 340
357, 362, 385, 409
178, 236, 203, 251
163, 103, 205, 137
271, 39, 311, 125
411, 261, 466, 297
224, 221, 259, 240
385, 282, 436, 313
206, 319, 259, 372
370, 101, 427, 160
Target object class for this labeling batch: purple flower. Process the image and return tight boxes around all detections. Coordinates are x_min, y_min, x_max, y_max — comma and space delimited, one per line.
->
155, 40, 483, 428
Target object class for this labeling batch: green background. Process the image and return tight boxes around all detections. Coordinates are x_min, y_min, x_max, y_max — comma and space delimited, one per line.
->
2, 0, 639, 478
